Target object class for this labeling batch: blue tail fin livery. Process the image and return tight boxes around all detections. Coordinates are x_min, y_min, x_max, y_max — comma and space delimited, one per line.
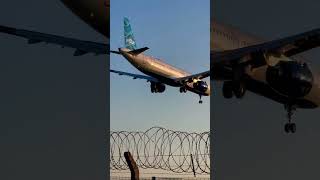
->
124, 17, 137, 50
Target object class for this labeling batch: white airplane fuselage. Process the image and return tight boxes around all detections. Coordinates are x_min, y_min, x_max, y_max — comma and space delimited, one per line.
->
119, 48, 211, 96
211, 21, 320, 108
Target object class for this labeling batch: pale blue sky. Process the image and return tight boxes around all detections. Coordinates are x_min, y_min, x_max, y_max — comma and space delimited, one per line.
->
110, 0, 210, 132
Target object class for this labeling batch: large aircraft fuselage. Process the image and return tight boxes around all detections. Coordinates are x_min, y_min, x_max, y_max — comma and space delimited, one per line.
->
119, 48, 211, 96
211, 21, 320, 108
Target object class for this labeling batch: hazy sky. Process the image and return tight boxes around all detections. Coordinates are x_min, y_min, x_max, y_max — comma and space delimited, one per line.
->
110, 0, 210, 132
0, 1, 108, 180
212, 0, 320, 179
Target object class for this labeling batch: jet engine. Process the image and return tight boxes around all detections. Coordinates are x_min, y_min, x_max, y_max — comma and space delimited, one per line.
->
150, 82, 166, 93
193, 80, 208, 93
266, 61, 313, 98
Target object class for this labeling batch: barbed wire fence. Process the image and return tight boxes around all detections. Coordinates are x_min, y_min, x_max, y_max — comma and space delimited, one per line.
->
110, 127, 210, 175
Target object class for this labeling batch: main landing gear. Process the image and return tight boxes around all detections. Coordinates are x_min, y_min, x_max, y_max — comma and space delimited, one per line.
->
222, 81, 246, 99
284, 104, 296, 133
179, 87, 187, 93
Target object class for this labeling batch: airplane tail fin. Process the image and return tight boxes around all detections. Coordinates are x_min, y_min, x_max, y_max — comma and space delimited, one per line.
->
124, 17, 137, 50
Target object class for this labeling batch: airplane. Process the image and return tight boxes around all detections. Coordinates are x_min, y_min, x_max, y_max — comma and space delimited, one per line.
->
211, 20, 320, 133
110, 18, 210, 104
0, 0, 109, 56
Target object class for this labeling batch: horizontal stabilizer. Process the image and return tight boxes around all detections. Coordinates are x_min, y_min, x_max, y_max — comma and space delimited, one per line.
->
110, 50, 121, 54
128, 47, 149, 55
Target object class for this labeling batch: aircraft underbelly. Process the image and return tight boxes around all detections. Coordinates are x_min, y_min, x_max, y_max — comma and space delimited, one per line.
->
122, 57, 179, 86
61, 0, 109, 38
142, 64, 185, 86
135, 57, 188, 81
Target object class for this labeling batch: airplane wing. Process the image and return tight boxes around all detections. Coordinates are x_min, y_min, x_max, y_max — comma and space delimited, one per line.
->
211, 28, 320, 66
0, 25, 109, 56
174, 70, 210, 84
110, 69, 159, 82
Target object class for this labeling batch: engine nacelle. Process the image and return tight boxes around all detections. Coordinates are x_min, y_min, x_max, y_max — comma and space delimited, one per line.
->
193, 80, 208, 93
266, 61, 313, 98
150, 82, 166, 93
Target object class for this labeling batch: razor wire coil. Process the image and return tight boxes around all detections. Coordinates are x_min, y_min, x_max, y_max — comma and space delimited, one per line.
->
110, 127, 210, 174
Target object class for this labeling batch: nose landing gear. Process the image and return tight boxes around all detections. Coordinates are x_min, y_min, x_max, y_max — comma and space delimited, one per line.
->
199, 95, 203, 104
284, 104, 296, 133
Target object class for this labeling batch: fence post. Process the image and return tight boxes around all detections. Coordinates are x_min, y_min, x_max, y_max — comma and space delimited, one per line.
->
190, 153, 196, 177
124, 151, 139, 180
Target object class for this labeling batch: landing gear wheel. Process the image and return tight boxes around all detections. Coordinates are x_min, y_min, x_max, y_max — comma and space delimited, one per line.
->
222, 81, 233, 99
284, 123, 290, 133
150, 83, 155, 93
233, 81, 246, 98
284, 103, 297, 133
198, 95, 203, 104
284, 123, 296, 133
290, 123, 296, 133
180, 87, 187, 93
